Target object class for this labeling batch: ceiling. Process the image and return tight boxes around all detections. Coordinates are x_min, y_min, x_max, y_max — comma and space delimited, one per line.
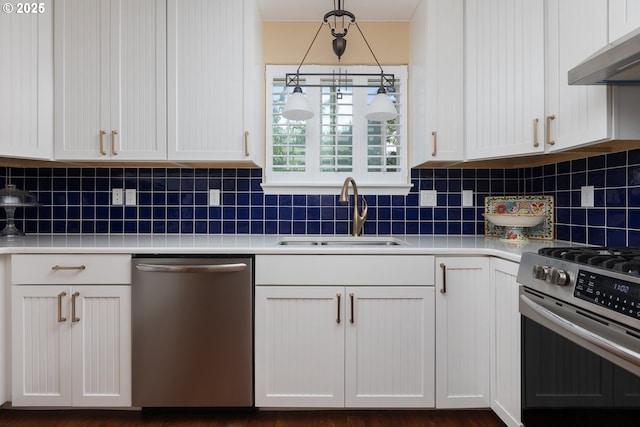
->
256, 0, 420, 22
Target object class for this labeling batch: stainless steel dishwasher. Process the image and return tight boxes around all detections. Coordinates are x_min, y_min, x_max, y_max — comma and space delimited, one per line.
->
131, 255, 253, 407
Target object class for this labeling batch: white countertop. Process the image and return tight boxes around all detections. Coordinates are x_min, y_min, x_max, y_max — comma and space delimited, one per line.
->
0, 234, 575, 262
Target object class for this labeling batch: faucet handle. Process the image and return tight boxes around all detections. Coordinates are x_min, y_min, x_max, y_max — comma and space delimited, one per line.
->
359, 196, 368, 220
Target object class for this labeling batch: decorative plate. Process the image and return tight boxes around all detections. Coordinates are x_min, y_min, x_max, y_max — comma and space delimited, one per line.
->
484, 196, 554, 240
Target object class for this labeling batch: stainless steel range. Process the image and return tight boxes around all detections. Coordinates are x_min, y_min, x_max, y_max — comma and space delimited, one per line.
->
517, 247, 640, 377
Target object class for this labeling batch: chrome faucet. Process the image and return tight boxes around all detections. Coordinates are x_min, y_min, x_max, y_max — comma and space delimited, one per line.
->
339, 177, 368, 236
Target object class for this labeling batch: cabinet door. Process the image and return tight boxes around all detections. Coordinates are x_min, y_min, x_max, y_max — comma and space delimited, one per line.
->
465, 0, 545, 160
345, 287, 435, 408
167, 0, 263, 164
435, 257, 490, 408
609, 0, 640, 41
255, 286, 345, 407
489, 258, 522, 427
545, 0, 609, 151
12, 286, 73, 407
71, 286, 131, 407
409, 0, 464, 165
55, 0, 166, 161
0, 0, 53, 160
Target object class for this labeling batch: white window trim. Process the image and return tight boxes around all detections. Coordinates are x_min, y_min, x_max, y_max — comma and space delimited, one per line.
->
263, 65, 411, 195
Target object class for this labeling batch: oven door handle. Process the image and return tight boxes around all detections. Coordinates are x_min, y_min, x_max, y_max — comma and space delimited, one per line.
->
520, 294, 640, 369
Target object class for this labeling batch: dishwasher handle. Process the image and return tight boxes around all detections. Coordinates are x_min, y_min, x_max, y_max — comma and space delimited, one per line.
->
135, 262, 248, 273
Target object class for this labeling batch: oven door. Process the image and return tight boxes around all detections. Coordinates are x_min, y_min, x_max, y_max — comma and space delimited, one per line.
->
519, 287, 640, 378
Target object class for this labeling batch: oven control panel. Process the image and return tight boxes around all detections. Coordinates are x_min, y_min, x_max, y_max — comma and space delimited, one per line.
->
574, 270, 640, 320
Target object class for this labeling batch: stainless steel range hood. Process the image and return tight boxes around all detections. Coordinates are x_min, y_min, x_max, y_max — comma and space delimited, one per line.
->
569, 27, 640, 85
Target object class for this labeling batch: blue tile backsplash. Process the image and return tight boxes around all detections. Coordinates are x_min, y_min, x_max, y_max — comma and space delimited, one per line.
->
2, 147, 640, 245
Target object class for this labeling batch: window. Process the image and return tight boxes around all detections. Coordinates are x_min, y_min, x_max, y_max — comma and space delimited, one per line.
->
263, 65, 410, 195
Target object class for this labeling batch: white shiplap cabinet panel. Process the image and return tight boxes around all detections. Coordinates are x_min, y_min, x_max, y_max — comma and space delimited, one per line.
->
545, 0, 609, 152
489, 258, 523, 427
409, 0, 464, 165
167, 0, 264, 164
609, 0, 640, 42
255, 286, 345, 408
465, 0, 545, 160
55, 0, 166, 161
435, 257, 490, 408
72, 286, 131, 407
345, 287, 435, 407
12, 286, 72, 406
12, 285, 131, 407
0, 0, 53, 159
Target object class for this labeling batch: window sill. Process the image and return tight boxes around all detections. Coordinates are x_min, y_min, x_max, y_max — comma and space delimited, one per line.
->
261, 183, 414, 195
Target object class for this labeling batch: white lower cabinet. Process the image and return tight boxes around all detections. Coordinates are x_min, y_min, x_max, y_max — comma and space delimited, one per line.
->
255, 286, 435, 408
10, 254, 131, 407
435, 256, 490, 408
489, 258, 523, 427
254, 254, 435, 408
12, 285, 131, 407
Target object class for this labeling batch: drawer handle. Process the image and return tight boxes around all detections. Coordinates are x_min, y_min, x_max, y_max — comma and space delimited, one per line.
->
57, 291, 67, 323
440, 262, 447, 294
336, 293, 341, 324
52, 265, 86, 271
72, 291, 80, 323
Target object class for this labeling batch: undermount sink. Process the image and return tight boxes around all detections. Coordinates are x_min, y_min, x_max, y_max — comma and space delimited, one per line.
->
277, 236, 405, 246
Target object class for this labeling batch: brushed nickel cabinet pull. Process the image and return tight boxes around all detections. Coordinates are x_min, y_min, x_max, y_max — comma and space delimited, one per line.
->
336, 293, 341, 324
440, 263, 447, 294
57, 291, 67, 323
349, 292, 355, 324
52, 265, 86, 271
546, 115, 556, 145
71, 291, 80, 323
244, 131, 250, 157
99, 130, 107, 155
111, 130, 118, 155
431, 131, 437, 157
533, 118, 539, 147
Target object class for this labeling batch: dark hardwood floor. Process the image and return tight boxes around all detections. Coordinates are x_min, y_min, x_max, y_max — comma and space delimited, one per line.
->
0, 409, 507, 427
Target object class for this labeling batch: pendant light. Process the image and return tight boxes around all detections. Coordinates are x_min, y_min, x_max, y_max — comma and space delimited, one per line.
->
282, 0, 397, 122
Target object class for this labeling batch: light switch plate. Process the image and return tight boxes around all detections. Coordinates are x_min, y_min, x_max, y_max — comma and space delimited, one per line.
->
209, 189, 221, 206
581, 185, 594, 207
420, 190, 437, 207
112, 188, 123, 206
125, 189, 136, 206
462, 190, 474, 207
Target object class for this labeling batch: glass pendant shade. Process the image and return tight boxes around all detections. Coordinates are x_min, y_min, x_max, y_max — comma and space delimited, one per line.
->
282, 87, 314, 121
364, 90, 398, 121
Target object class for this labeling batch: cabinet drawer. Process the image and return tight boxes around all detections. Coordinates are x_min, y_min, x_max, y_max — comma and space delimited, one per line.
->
256, 255, 434, 286
11, 254, 131, 285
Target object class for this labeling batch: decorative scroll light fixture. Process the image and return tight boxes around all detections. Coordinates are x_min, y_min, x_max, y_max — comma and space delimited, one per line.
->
282, 0, 398, 122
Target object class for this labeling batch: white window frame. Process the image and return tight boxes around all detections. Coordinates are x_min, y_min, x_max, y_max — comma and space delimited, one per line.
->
262, 65, 411, 195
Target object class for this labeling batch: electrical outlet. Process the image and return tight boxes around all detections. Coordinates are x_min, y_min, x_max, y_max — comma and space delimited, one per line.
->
209, 189, 221, 206
112, 188, 123, 206
462, 190, 474, 207
420, 190, 437, 207
125, 189, 136, 206
581, 185, 594, 207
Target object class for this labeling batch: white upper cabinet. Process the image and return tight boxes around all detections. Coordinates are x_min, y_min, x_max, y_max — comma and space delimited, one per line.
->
544, 0, 609, 151
167, 0, 264, 165
54, 0, 167, 161
609, 0, 640, 41
409, 0, 464, 165
0, 0, 53, 160
464, 0, 545, 160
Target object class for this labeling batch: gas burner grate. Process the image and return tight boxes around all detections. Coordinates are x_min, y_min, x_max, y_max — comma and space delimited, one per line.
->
537, 247, 640, 277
